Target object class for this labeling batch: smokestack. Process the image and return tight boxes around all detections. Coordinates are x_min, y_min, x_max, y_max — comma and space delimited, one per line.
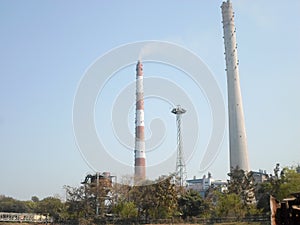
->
221, 0, 250, 171
134, 61, 146, 180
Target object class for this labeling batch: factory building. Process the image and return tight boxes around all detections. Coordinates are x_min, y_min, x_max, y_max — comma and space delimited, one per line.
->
186, 173, 227, 198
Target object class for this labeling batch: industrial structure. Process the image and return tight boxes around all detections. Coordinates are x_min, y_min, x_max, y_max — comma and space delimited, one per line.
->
81, 172, 115, 216
271, 193, 300, 225
172, 105, 187, 187
186, 173, 227, 198
134, 61, 146, 180
221, 0, 250, 171
0, 213, 52, 223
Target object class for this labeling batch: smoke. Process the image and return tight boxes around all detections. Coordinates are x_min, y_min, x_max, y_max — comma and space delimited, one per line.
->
139, 43, 153, 60
138, 42, 169, 60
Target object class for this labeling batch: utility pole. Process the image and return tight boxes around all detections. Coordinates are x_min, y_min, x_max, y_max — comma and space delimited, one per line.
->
96, 172, 99, 216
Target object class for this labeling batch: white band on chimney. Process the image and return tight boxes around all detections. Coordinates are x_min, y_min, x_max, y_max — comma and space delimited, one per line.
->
135, 150, 146, 158
136, 110, 144, 126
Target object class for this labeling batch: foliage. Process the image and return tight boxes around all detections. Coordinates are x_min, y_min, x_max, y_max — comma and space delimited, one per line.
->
209, 168, 262, 219
178, 189, 209, 219
257, 163, 300, 212
35, 196, 65, 221
64, 174, 115, 222
150, 176, 178, 219
278, 167, 300, 199
0, 195, 28, 213
127, 176, 178, 220
214, 192, 246, 219
1, 163, 299, 223
65, 185, 95, 219
112, 182, 131, 203
113, 201, 138, 219
31, 196, 39, 202
0, 195, 66, 222
129, 180, 154, 220
227, 167, 256, 205
258, 163, 283, 198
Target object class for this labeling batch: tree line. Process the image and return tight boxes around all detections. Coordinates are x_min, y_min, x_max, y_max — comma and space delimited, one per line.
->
0, 195, 65, 221
0, 164, 299, 224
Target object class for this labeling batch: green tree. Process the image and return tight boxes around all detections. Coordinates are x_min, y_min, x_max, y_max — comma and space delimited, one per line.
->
129, 176, 178, 220
257, 164, 300, 213
214, 192, 246, 219
257, 163, 300, 210
64, 174, 113, 222
256, 163, 283, 211
150, 176, 178, 219
31, 196, 39, 203
113, 201, 138, 219
227, 167, 256, 205
65, 185, 94, 219
178, 189, 208, 219
36, 197, 66, 222
277, 167, 300, 200
129, 180, 155, 220
0, 195, 28, 213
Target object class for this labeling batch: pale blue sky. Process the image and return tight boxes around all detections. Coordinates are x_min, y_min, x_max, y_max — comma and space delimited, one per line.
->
0, 0, 299, 200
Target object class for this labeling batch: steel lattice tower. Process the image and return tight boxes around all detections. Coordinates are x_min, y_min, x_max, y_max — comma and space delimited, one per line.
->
172, 105, 187, 187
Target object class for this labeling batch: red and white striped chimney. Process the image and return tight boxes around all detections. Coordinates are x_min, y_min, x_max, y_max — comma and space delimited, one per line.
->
134, 61, 146, 180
